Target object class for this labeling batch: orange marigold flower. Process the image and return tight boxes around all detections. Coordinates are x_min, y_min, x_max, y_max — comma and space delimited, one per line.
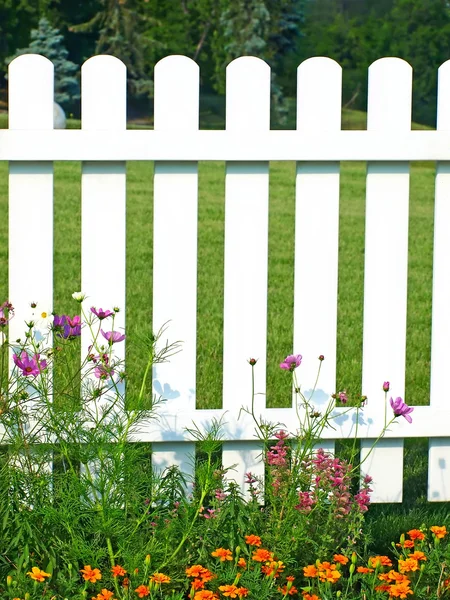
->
357, 566, 374, 574
318, 567, 341, 584
252, 548, 273, 562
237, 588, 249, 597
27, 567, 51, 582
407, 529, 425, 541
369, 556, 393, 568
186, 565, 214, 582
398, 558, 419, 573
396, 540, 415, 549
192, 579, 206, 590
388, 581, 413, 598
134, 585, 150, 598
80, 565, 102, 583
150, 572, 171, 584
333, 554, 349, 565
431, 526, 448, 539
278, 584, 298, 596
194, 591, 219, 600
212, 548, 233, 562
375, 584, 391, 593
219, 585, 240, 598
380, 571, 410, 584
286, 576, 295, 582
261, 560, 285, 578
302, 594, 321, 600
111, 565, 126, 577
92, 590, 114, 600
409, 551, 426, 561
303, 565, 318, 578
245, 535, 262, 547
122, 577, 130, 588
237, 558, 247, 568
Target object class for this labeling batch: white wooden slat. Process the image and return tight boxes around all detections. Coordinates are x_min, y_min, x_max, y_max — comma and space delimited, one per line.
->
221, 57, 270, 497
294, 58, 341, 421
428, 59, 450, 501
360, 58, 412, 502
7, 129, 450, 162
81, 56, 127, 403
152, 56, 199, 485
8, 55, 54, 346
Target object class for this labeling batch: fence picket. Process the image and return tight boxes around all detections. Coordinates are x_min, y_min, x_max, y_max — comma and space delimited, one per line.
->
152, 56, 199, 485
8, 55, 54, 346
81, 56, 127, 405
222, 57, 271, 497
428, 60, 450, 501
360, 58, 412, 502
294, 57, 341, 423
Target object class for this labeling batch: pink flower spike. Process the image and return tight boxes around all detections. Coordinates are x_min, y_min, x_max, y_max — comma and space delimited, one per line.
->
101, 329, 126, 344
13, 351, 47, 377
280, 354, 302, 371
91, 307, 114, 320
390, 396, 414, 423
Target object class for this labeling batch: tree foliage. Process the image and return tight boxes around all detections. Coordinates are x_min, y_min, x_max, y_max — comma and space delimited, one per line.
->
1, 0, 450, 125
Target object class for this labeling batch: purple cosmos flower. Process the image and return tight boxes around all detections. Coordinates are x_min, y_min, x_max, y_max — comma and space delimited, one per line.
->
53, 314, 67, 328
13, 351, 47, 377
91, 307, 114, 320
390, 396, 414, 423
101, 329, 126, 344
64, 315, 82, 338
0, 301, 14, 327
280, 354, 302, 371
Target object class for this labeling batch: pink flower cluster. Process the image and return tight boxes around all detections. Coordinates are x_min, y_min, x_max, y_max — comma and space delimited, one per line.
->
296, 448, 372, 517
266, 430, 290, 495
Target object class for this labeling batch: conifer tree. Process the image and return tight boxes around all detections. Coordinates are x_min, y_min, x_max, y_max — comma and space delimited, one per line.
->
5, 17, 80, 110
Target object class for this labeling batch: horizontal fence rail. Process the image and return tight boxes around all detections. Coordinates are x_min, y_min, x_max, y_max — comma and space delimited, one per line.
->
3, 52, 450, 505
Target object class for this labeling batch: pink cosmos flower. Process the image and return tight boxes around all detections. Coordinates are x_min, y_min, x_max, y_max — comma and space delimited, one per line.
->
280, 354, 302, 371
101, 329, 126, 344
91, 307, 114, 320
13, 351, 47, 377
0, 301, 14, 327
390, 396, 414, 423
94, 363, 115, 380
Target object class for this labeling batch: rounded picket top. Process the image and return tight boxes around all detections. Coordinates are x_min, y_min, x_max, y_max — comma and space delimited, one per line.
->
367, 57, 412, 131
8, 54, 54, 129
297, 57, 342, 131
437, 60, 450, 130
82, 55, 127, 130
154, 55, 199, 131
226, 56, 271, 131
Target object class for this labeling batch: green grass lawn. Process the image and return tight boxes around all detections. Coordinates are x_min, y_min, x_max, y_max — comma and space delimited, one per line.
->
0, 110, 446, 545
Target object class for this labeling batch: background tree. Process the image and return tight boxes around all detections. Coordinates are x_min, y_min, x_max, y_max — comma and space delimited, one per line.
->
5, 17, 80, 111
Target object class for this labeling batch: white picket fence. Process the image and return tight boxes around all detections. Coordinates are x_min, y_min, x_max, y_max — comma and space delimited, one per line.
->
3, 53, 450, 504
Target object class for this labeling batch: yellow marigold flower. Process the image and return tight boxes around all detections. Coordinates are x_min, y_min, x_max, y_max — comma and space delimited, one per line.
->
211, 548, 233, 562
369, 555, 393, 568
431, 526, 448, 539
219, 585, 240, 598
27, 567, 51, 582
252, 548, 273, 562
80, 565, 102, 583
135, 585, 150, 598
407, 529, 425, 541
150, 572, 171, 584
92, 590, 114, 600
333, 554, 349, 565
111, 565, 126, 577
303, 565, 318, 578
245, 535, 262, 547
398, 558, 419, 573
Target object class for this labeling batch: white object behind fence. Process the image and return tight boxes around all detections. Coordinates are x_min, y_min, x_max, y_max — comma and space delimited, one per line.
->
4, 52, 450, 503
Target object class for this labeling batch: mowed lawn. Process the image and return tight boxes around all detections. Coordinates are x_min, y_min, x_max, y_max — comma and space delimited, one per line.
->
0, 159, 435, 411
